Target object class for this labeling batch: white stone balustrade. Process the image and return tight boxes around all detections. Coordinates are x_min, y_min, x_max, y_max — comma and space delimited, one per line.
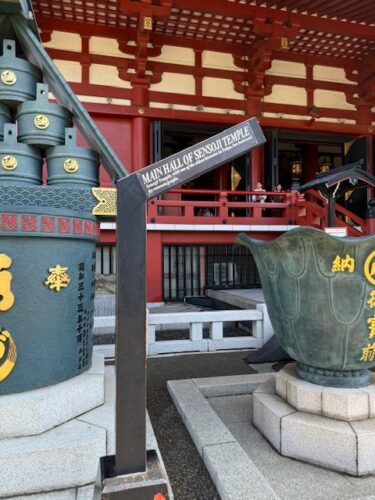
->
94, 306, 266, 356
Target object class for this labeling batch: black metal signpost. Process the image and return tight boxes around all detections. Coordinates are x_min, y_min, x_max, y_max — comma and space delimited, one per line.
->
96, 118, 266, 499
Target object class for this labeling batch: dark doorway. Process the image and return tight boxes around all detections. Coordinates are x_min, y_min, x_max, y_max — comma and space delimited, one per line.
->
153, 120, 250, 195
264, 129, 370, 219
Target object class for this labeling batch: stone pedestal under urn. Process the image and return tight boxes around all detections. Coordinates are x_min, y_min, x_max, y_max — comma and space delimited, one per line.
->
254, 364, 375, 476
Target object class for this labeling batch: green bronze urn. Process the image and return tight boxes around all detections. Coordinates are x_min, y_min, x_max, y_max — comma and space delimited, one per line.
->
237, 227, 375, 388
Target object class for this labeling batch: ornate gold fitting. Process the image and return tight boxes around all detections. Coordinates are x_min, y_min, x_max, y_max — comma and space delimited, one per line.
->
1, 155, 17, 171
92, 187, 117, 216
281, 37, 289, 49
143, 16, 153, 31
1, 70, 17, 85
34, 114, 50, 129
64, 158, 79, 173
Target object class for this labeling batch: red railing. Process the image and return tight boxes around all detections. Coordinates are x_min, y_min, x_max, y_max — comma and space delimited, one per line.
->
147, 189, 296, 225
296, 190, 366, 236
146, 188, 370, 235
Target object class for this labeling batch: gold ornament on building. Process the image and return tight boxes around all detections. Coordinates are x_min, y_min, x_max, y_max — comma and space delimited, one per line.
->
1, 155, 17, 171
1, 69, 17, 85
64, 158, 79, 173
45, 265, 70, 292
281, 37, 289, 49
138, 107, 145, 115
0, 329, 17, 382
34, 114, 50, 129
143, 16, 153, 31
92, 187, 117, 216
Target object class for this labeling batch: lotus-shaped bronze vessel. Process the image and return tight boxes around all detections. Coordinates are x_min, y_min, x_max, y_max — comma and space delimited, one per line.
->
237, 227, 375, 387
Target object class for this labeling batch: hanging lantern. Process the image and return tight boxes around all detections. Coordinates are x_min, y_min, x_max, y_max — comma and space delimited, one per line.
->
290, 158, 303, 190
290, 159, 303, 177
319, 156, 331, 174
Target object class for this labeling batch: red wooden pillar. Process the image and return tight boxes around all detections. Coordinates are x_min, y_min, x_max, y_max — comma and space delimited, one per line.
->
147, 231, 163, 302
251, 145, 263, 188
302, 144, 319, 183
81, 35, 90, 85
131, 116, 150, 172
357, 105, 372, 126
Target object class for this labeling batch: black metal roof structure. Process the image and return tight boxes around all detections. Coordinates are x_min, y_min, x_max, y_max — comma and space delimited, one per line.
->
299, 159, 375, 227
300, 160, 375, 197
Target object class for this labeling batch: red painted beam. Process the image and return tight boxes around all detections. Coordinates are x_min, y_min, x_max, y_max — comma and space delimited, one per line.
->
45, 47, 359, 100
36, 16, 246, 56
265, 74, 356, 94
304, 0, 341, 9
335, 0, 375, 19
263, 102, 357, 120
120, 0, 172, 18
274, 51, 358, 71
46, 52, 359, 101
171, 0, 375, 39
76, 98, 375, 136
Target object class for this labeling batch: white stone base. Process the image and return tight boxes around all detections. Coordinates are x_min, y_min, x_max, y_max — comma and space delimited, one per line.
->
0, 357, 171, 499
253, 365, 375, 476
0, 353, 105, 438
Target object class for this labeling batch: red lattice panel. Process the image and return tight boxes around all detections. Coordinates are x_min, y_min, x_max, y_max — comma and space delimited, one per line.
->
32, 0, 375, 60
33, 0, 137, 28
288, 29, 375, 60
154, 7, 257, 45
246, 0, 375, 26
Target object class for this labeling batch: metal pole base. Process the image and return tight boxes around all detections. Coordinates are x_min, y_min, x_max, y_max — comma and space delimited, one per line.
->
93, 450, 169, 500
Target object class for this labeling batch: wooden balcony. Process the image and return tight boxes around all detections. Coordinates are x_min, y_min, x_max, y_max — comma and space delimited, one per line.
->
146, 188, 371, 236
147, 189, 297, 226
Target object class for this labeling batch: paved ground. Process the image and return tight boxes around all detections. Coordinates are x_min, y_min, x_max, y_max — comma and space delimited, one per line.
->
147, 350, 257, 500
207, 392, 375, 500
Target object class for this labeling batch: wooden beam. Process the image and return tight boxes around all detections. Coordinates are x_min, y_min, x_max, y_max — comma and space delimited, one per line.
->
171, 0, 375, 39
338, 1, 375, 20
35, 16, 246, 56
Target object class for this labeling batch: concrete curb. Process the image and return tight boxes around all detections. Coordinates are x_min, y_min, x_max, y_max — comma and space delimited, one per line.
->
167, 374, 279, 500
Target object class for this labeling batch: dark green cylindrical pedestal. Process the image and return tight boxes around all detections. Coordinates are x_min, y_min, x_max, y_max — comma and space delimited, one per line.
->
0, 188, 99, 395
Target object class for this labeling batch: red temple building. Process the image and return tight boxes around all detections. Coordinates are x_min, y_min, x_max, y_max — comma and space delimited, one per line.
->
32, 0, 375, 302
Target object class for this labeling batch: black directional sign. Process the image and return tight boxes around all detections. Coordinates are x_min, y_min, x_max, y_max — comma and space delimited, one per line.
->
136, 117, 266, 199
102, 118, 266, 497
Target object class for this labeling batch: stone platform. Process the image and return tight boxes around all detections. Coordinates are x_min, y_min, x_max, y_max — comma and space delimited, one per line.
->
253, 363, 375, 476
0, 353, 171, 499
169, 369, 375, 499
